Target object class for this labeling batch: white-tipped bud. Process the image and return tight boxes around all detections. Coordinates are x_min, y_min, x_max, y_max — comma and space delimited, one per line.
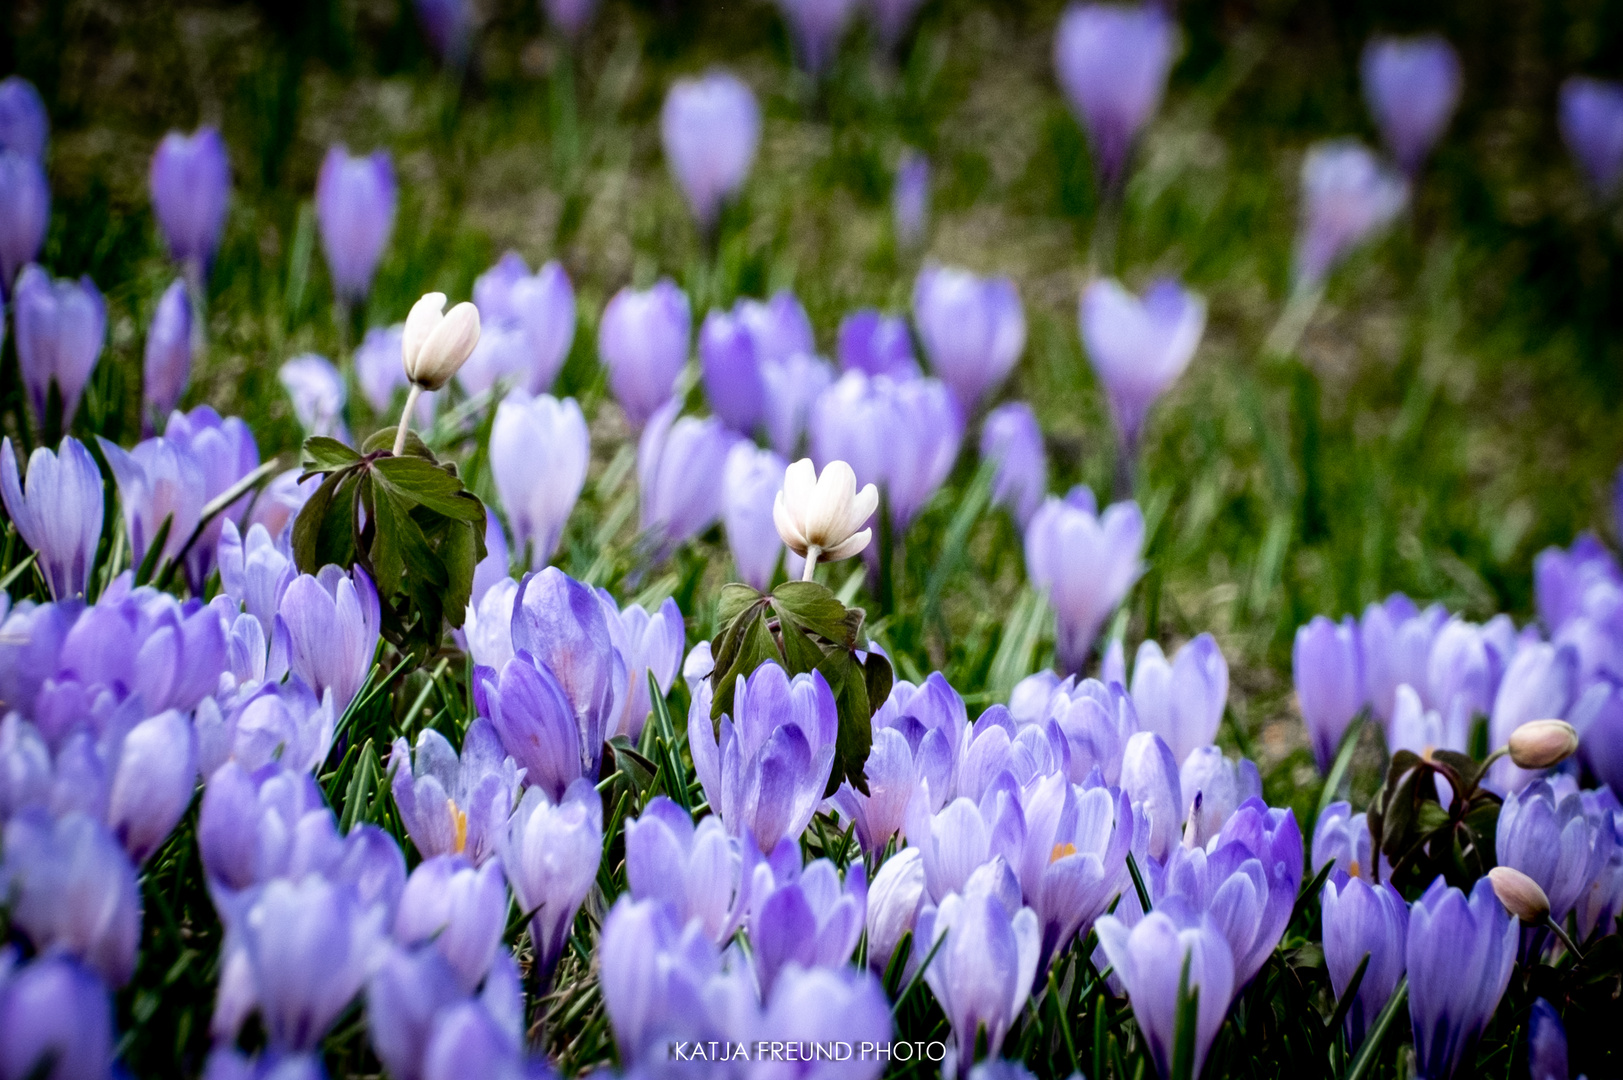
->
402, 292, 481, 391
772, 458, 879, 563
1507, 719, 1579, 770
1488, 866, 1551, 924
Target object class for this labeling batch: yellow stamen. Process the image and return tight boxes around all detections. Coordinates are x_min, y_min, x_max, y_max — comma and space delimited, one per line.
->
1348, 860, 1362, 880
451, 800, 468, 854
1050, 842, 1077, 864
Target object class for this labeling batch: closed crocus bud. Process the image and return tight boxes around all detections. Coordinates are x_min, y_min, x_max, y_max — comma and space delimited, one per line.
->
637, 402, 737, 560
723, 442, 788, 590
402, 292, 480, 391
912, 265, 1026, 411
0, 76, 48, 161
1321, 874, 1409, 1048
776, 0, 862, 75
600, 279, 691, 428
980, 402, 1047, 529
501, 779, 602, 988
1130, 633, 1227, 767
0, 956, 116, 1080
355, 324, 408, 413
1081, 277, 1206, 454
894, 150, 930, 249
597, 590, 686, 743
1528, 998, 1570, 1080
1359, 593, 1445, 727
279, 353, 348, 440
774, 457, 879, 573
1053, 2, 1177, 190
1293, 615, 1365, 774
1488, 865, 1550, 924
0, 436, 104, 599
837, 310, 920, 379
865, 847, 927, 975
0, 151, 49, 292
661, 71, 761, 234
149, 127, 231, 276
490, 390, 588, 568
142, 279, 193, 429
1361, 35, 1462, 176
1507, 718, 1579, 770
13, 265, 105, 428
1294, 141, 1408, 292
761, 352, 835, 459
316, 145, 396, 304
1095, 908, 1235, 1080
107, 709, 198, 865
278, 565, 382, 713
881, 375, 965, 530
1560, 77, 1623, 197
1120, 730, 1182, 861
1024, 488, 1145, 675
1408, 877, 1518, 1080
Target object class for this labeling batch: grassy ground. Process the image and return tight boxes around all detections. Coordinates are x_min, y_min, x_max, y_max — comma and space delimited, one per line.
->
8, 0, 1623, 824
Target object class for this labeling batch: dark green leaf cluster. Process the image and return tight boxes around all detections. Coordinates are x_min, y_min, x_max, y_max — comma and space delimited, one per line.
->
1367, 748, 1503, 895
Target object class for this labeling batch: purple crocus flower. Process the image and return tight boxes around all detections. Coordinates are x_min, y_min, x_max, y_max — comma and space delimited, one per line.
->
875, 671, 969, 812
980, 402, 1047, 529
97, 434, 206, 572
748, 850, 867, 996
775, 0, 862, 75
1035, 676, 1139, 786
689, 661, 839, 853
1489, 642, 1579, 791
1359, 593, 1447, 727
1053, 2, 1177, 190
1361, 36, 1463, 176
1496, 778, 1612, 924
1, 809, 141, 986
106, 708, 198, 864
197, 762, 335, 891
637, 402, 738, 558
1528, 998, 1570, 1080
279, 353, 348, 440
0, 151, 49, 294
394, 856, 508, 990
500, 778, 602, 986
149, 127, 231, 278
1293, 615, 1365, 773
1024, 487, 1145, 675
1406, 876, 1518, 1080
212, 678, 337, 777
165, 405, 260, 590
1096, 907, 1234, 1080
543, 0, 598, 38
389, 719, 521, 866
738, 290, 817, 365
1533, 533, 1621, 635
1129, 633, 1227, 767
1119, 730, 1182, 861
865, 847, 927, 975
761, 351, 835, 459
1179, 747, 1260, 848
837, 310, 919, 379
1560, 77, 1623, 197
596, 590, 684, 742
912, 265, 1026, 411
316, 146, 396, 304
1081, 277, 1206, 453
1294, 141, 1408, 291
217, 520, 295, 638
1311, 801, 1375, 881
468, 252, 577, 394
0, 956, 115, 1080
365, 945, 465, 1080
13, 265, 104, 428
830, 727, 922, 856
354, 324, 409, 414
1321, 873, 1408, 1047
625, 796, 756, 944
661, 71, 761, 234
1427, 617, 1507, 740
758, 964, 893, 1075
599, 896, 725, 1066
723, 442, 788, 590
700, 307, 767, 434
0, 436, 104, 599
490, 391, 588, 568
1575, 676, 1623, 797
600, 279, 691, 428
894, 149, 930, 248
1014, 773, 1134, 973
0, 76, 48, 160
143, 279, 192, 430
277, 565, 381, 713
887, 375, 963, 529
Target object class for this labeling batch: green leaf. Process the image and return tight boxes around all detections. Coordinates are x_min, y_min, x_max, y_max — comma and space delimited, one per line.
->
777, 615, 828, 677
438, 518, 481, 630
369, 481, 445, 601
373, 456, 486, 522
817, 649, 873, 797
362, 427, 436, 459
771, 580, 855, 645
300, 436, 363, 473
717, 583, 767, 626
291, 466, 355, 574
710, 609, 781, 723
1342, 977, 1407, 1080
862, 650, 893, 727
1170, 952, 1200, 1080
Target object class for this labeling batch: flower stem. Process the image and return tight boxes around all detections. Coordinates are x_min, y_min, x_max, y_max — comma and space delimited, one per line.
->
801, 546, 821, 581
393, 385, 422, 456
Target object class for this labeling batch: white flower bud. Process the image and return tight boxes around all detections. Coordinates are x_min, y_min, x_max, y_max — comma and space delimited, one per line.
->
1507, 719, 1579, 770
1488, 866, 1550, 924
402, 292, 481, 391
772, 458, 879, 564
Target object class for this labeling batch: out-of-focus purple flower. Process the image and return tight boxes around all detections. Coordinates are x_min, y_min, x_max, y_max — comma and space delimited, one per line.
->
150, 127, 231, 276
748, 851, 867, 996
14, 265, 104, 428
596, 590, 684, 742
626, 796, 755, 944
165, 405, 260, 590
912, 265, 1025, 412
894, 150, 929, 248
0, 436, 104, 600
661, 71, 761, 234
1561, 77, 1623, 197
1312, 801, 1375, 881
1407, 877, 1518, 1080
1360, 593, 1447, 727
106, 708, 197, 864
277, 565, 381, 713
738, 291, 817, 366
394, 856, 508, 991
197, 762, 335, 891
1294, 141, 1408, 291
1081, 277, 1206, 453
865, 847, 927, 975
1095, 904, 1234, 1080
1361, 36, 1462, 177
501, 779, 602, 986
250, 467, 319, 541
723, 443, 787, 590
1528, 998, 1570, 1080
1030, 676, 1139, 785
700, 308, 767, 434
1534, 534, 1621, 636
689, 661, 839, 853
1024, 487, 1145, 675
316, 146, 396, 304
466, 253, 577, 395
0, 77, 47, 161
1322, 873, 1408, 1047
414, 0, 473, 65
1489, 642, 1579, 791
1497, 778, 1612, 924
775, 0, 861, 75
757, 963, 893, 1077
980, 402, 1047, 529
366, 945, 465, 1080
1130, 634, 1227, 767
355, 324, 408, 414
1427, 617, 1508, 741
143, 279, 193, 429
279, 354, 349, 440
761, 351, 835, 459
543, 0, 598, 38
1, 810, 141, 985
212, 679, 336, 777
600, 279, 691, 428
638, 402, 738, 558
599, 896, 725, 1066
1574, 676, 1623, 797
1294, 615, 1365, 773
389, 719, 520, 866
0, 955, 115, 1080
1120, 730, 1181, 861
491, 390, 588, 568
0, 153, 48, 293
97, 434, 206, 572
469, 511, 509, 612
1053, 2, 1176, 190
837, 310, 919, 379
1179, 747, 1260, 848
